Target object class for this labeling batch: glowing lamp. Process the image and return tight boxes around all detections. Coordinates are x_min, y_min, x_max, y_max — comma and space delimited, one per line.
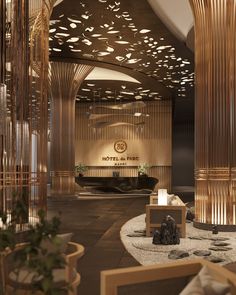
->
158, 189, 168, 205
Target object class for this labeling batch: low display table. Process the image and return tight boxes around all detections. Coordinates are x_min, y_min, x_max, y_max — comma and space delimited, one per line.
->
146, 203, 186, 238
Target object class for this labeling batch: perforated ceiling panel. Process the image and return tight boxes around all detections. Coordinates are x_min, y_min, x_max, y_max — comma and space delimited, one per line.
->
49, 0, 194, 102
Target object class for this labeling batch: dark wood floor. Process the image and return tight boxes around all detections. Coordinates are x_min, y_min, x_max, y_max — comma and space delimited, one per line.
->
47, 196, 149, 295
47, 192, 236, 294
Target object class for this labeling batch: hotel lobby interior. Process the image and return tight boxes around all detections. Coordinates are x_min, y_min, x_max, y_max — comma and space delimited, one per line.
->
1, 0, 236, 294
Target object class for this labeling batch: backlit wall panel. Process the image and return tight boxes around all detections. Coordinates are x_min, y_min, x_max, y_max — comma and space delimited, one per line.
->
75, 101, 172, 191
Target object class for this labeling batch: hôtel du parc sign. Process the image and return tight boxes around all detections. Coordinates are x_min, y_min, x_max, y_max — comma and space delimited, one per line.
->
101, 140, 139, 166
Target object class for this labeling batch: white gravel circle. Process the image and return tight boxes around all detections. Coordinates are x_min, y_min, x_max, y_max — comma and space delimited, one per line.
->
120, 214, 236, 266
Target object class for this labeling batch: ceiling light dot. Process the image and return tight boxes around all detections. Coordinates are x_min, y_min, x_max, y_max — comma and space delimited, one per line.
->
85, 27, 94, 32
82, 39, 92, 46
52, 48, 62, 52
107, 30, 120, 34
91, 34, 102, 37
70, 23, 77, 28
67, 37, 79, 42
98, 52, 110, 56
71, 49, 81, 52
116, 56, 125, 61
67, 17, 81, 23
106, 46, 114, 52
139, 29, 151, 34
115, 40, 129, 44
81, 14, 90, 19
126, 59, 141, 64
59, 26, 68, 30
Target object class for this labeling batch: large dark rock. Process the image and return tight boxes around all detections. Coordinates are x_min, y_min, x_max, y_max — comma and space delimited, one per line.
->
152, 215, 180, 245
168, 250, 189, 259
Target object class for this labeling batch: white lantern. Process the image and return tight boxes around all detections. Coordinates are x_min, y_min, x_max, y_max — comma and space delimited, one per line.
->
158, 189, 168, 205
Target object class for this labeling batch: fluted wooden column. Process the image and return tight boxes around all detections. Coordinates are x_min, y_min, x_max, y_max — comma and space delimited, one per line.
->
50, 62, 93, 195
189, 0, 236, 230
0, 0, 5, 83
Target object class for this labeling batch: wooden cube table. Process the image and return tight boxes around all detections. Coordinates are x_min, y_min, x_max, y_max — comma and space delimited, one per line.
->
146, 204, 186, 238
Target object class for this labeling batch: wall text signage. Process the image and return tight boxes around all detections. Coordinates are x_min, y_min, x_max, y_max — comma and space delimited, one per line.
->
102, 156, 139, 166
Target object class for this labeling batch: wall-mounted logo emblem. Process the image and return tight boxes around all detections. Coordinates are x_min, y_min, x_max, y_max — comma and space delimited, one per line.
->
114, 140, 127, 153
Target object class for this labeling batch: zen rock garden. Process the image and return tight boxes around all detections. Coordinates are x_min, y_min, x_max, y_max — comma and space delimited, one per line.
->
126, 213, 234, 264
152, 215, 180, 245
151, 214, 232, 263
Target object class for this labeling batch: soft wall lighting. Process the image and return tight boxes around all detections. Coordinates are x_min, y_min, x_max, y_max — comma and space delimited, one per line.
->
134, 112, 142, 117
158, 189, 168, 205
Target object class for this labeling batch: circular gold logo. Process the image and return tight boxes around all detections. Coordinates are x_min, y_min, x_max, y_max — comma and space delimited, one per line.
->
114, 140, 127, 153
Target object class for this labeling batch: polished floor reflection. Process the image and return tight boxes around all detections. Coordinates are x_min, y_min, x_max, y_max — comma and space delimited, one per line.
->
47, 197, 149, 295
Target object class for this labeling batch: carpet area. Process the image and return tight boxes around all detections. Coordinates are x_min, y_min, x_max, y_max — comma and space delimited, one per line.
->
120, 214, 236, 266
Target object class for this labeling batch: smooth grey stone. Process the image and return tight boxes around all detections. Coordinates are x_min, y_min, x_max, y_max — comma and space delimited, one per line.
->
212, 241, 230, 247
168, 250, 189, 260
188, 236, 203, 240
204, 256, 225, 263
134, 230, 146, 233
193, 250, 211, 256
209, 237, 230, 241
209, 246, 232, 251
127, 233, 145, 237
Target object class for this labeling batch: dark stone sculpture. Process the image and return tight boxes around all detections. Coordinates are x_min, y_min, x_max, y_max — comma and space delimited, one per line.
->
152, 215, 180, 245
212, 225, 218, 234
152, 230, 161, 245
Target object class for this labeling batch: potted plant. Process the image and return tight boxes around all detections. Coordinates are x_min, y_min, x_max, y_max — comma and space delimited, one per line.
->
75, 163, 88, 177
0, 211, 16, 295
1, 210, 67, 295
0, 199, 67, 295
0, 195, 31, 294
137, 163, 150, 177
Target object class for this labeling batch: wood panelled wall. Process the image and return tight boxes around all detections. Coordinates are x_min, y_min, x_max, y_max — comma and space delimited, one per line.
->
75, 100, 172, 191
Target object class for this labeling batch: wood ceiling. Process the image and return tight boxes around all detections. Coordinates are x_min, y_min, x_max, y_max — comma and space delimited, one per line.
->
49, 0, 194, 103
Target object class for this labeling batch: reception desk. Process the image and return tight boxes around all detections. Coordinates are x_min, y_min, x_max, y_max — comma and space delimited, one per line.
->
75, 176, 158, 194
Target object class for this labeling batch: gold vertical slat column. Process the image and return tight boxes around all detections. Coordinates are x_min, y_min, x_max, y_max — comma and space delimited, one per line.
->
0, 0, 56, 228
29, 0, 57, 211
10, 0, 30, 225
189, 0, 236, 230
50, 62, 93, 195
0, 0, 6, 83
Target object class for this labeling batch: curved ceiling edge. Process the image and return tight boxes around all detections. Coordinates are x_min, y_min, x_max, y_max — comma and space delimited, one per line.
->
49, 56, 172, 99
147, 0, 193, 41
